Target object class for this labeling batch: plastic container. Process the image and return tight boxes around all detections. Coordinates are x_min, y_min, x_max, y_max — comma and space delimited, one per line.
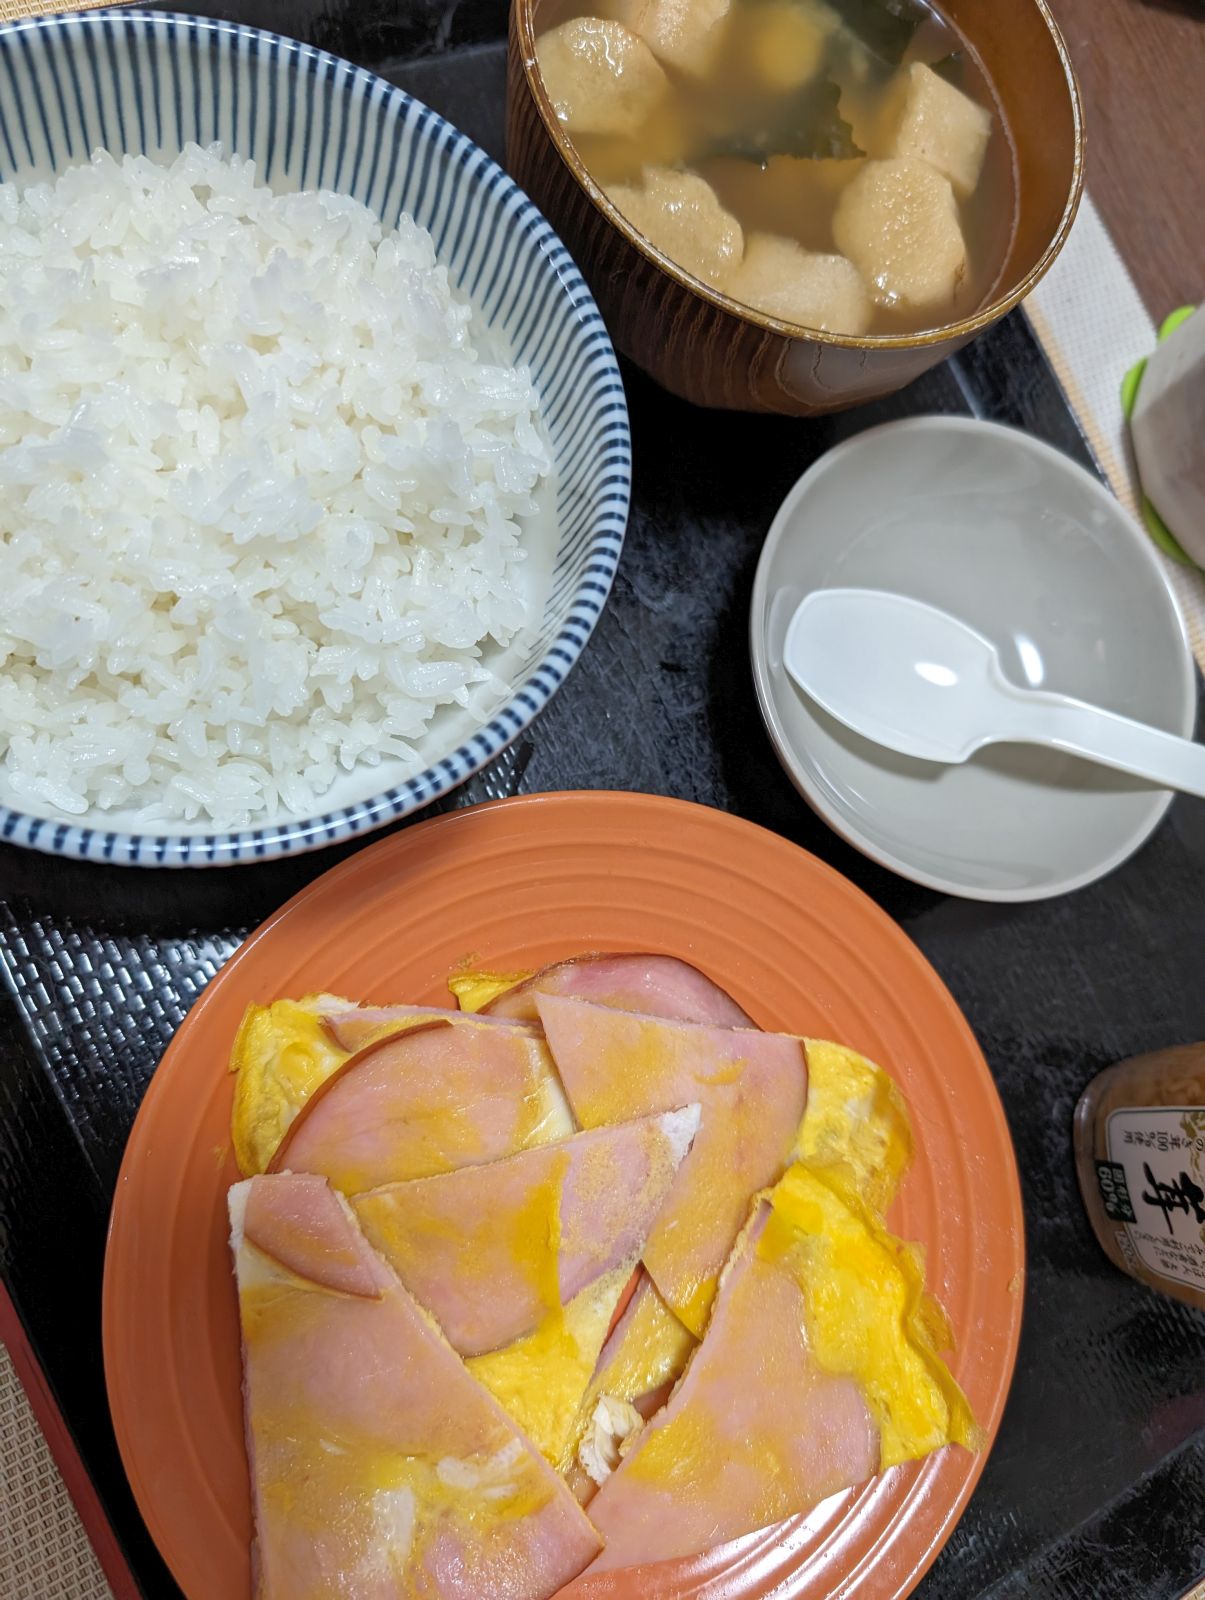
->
1074, 1044, 1205, 1311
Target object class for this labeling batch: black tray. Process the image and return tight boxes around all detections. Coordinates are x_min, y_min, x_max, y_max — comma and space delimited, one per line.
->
1, 5, 1203, 1597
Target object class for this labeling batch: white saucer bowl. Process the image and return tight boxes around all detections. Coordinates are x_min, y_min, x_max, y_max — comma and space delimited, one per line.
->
750, 416, 1197, 902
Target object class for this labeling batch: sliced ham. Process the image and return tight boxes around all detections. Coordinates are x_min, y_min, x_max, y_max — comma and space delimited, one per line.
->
351, 1109, 700, 1357
535, 996, 806, 1335
229, 1175, 601, 1599
268, 1020, 573, 1194
578, 1205, 880, 1574
243, 1170, 386, 1299
483, 954, 753, 1027
323, 1005, 525, 1053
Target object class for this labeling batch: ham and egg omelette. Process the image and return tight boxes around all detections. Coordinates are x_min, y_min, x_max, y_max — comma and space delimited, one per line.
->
227, 954, 982, 1597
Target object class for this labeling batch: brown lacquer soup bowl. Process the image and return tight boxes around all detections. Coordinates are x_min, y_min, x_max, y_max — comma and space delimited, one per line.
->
507, 0, 1083, 415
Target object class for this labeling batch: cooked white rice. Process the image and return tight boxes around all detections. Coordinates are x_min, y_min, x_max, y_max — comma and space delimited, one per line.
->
0, 143, 550, 828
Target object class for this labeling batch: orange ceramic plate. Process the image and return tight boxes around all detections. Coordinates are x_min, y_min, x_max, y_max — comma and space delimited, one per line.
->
103, 792, 1023, 1600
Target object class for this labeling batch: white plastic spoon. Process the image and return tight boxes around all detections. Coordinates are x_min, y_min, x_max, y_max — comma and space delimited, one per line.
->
783, 587, 1205, 798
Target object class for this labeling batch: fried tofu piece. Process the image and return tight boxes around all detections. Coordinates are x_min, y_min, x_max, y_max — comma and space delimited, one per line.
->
729, 234, 871, 334
888, 63, 992, 200
536, 17, 669, 137
741, 0, 829, 91
833, 156, 967, 318
607, 166, 744, 286
617, 0, 732, 77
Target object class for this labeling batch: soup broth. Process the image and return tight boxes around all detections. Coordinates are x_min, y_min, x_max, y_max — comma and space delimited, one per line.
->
534, 0, 1018, 337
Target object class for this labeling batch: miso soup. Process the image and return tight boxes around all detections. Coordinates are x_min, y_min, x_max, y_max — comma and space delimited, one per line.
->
534, 0, 1018, 337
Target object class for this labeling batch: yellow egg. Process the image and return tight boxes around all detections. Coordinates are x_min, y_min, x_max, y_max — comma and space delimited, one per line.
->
468, 1270, 631, 1469
229, 995, 351, 1176
562, 1275, 697, 1479
760, 1162, 983, 1466
796, 1039, 914, 1214
447, 971, 533, 1013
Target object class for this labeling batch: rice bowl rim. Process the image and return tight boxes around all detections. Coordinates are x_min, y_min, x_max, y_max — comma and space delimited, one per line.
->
0, 9, 631, 867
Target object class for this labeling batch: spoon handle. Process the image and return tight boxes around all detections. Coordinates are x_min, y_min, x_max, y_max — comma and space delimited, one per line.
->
998, 683, 1205, 799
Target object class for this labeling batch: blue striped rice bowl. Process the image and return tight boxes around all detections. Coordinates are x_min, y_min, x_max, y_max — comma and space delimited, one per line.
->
0, 9, 630, 865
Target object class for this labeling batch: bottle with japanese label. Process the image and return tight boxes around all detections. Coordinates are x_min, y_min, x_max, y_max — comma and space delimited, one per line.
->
1074, 1044, 1205, 1311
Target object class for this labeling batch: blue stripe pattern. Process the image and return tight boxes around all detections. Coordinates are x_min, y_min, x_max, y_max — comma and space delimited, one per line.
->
0, 10, 631, 867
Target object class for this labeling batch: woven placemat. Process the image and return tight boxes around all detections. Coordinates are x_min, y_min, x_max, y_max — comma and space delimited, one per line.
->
0, 1345, 114, 1600
0, 0, 107, 19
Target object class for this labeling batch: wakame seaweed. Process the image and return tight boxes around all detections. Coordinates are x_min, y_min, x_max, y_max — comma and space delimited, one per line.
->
838, 0, 924, 66
709, 77, 863, 163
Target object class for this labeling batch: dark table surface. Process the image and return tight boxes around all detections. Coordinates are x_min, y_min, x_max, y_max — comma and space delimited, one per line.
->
1, 4, 1203, 1598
